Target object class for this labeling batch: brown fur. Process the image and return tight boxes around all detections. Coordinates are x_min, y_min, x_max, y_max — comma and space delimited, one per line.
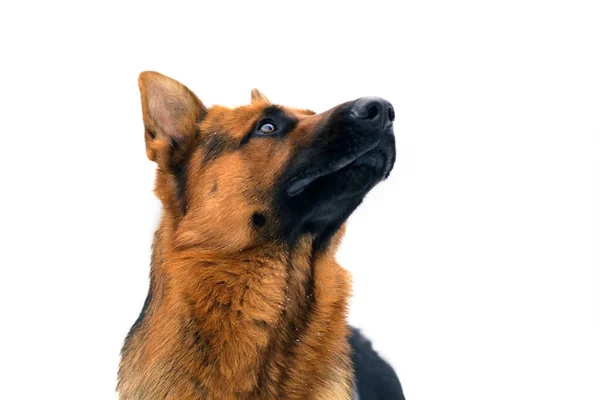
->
118, 72, 355, 399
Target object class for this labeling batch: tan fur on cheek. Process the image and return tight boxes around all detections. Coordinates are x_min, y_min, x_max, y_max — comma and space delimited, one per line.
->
174, 153, 259, 252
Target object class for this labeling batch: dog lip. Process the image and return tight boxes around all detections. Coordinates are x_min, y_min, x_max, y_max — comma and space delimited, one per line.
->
286, 139, 381, 197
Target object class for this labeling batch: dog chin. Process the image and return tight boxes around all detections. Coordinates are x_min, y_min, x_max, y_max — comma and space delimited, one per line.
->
286, 147, 392, 199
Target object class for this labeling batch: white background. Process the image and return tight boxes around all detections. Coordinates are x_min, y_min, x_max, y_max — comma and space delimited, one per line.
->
0, 1, 598, 399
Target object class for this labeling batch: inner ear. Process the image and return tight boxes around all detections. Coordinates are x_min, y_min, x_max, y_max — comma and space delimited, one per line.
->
251, 88, 271, 105
138, 71, 207, 162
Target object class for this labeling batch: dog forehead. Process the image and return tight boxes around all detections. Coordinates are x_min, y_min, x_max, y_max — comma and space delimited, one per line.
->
200, 103, 312, 138
200, 104, 264, 137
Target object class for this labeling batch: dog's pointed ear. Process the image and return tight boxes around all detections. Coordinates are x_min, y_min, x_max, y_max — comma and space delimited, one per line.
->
138, 71, 207, 163
250, 88, 271, 105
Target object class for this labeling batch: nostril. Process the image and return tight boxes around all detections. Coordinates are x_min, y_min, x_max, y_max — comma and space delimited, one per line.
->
350, 97, 392, 122
365, 104, 380, 120
388, 106, 395, 122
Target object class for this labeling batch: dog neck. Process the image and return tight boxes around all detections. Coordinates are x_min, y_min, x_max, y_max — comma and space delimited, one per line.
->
118, 221, 354, 400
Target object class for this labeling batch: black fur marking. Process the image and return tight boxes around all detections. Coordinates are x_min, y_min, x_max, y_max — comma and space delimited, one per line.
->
189, 377, 205, 395
211, 181, 218, 194
173, 163, 187, 212
167, 138, 189, 213
350, 327, 405, 400
146, 127, 157, 139
130, 293, 151, 335
273, 99, 395, 249
193, 329, 202, 346
252, 212, 267, 228
200, 133, 237, 165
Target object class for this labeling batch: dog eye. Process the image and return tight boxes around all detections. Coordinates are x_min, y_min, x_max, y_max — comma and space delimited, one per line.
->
258, 122, 277, 134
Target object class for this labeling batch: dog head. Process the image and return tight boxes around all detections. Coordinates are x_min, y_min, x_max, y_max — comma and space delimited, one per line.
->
139, 71, 395, 252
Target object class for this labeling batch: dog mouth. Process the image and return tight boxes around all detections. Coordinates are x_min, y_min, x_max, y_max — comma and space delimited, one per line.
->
286, 139, 386, 197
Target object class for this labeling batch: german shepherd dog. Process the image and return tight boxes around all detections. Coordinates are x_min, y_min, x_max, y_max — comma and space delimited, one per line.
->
118, 72, 404, 400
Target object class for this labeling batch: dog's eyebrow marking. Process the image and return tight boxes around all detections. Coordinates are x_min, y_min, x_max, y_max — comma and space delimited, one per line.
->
262, 105, 285, 115
210, 181, 218, 194
200, 133, 237, 165
262, 106, 299, 125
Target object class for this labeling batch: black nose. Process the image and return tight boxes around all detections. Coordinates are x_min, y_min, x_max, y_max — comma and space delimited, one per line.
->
350, 97, 395, 128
